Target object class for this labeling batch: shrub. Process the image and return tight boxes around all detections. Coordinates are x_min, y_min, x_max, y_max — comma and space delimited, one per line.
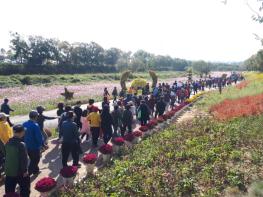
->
99, 144, 113, 155
20, 76, 32, 85
133, 130, 142, 137
139, 126, 148, 132
35, 177, 57, 192
82, 153, 97, 164
112, 137, 125, 146
123, 133, 135, 142
60, 166, 78, 178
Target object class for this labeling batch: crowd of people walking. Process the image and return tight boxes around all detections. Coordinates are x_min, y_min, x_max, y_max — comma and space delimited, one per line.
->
0, 73, 243, 197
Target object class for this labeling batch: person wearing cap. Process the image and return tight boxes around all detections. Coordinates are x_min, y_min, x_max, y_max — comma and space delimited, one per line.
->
61, 111, 80, 167
36, 106, 57, 148
23, 110, 43, 175
5, 124, 30, 197
1, 98, 14, 127
87, 106, 101, 147
0, 113, 13, 144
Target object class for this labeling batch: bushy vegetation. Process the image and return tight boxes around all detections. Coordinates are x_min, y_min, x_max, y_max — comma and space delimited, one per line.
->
0, 71, 182, 88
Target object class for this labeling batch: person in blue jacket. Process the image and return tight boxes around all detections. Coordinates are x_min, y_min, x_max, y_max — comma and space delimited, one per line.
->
23, 110, 43, 176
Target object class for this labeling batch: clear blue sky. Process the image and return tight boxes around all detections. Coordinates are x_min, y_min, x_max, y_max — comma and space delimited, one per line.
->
0, 0, 262, 62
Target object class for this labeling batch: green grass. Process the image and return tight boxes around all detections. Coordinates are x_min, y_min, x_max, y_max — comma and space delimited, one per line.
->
0, 71, 183, 88
10, 95, 101, 116
59, 114, 263, 197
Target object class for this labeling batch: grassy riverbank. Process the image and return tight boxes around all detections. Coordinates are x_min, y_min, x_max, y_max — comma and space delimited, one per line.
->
0, 71, 183, 88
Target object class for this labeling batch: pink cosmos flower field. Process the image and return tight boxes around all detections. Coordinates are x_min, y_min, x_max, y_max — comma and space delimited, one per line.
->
0, 77, 180, 115
0, 82, 120, 105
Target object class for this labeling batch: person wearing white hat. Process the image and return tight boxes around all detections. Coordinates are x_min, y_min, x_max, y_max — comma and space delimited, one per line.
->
0, 112, 13, 144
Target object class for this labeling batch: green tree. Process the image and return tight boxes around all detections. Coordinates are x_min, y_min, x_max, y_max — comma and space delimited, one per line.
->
27, 36, 58, 65
191, 60, 211, 78
104, 48, 121, 66
57, 41, 72, 64
10, 32, 29, 64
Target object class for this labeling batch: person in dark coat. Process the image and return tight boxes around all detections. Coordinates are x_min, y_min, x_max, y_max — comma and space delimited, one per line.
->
101, 105, 113, 144
1, 98, 14, 127
112, 87, 118, 101
137, 100, 150, 126
121, 105, 133, 136
36, 106, 57, 148
111, 105, 123, 136
57, 103, 65, 117
61, 111, 80, 167
155, 97, 166, 118
73, 101, 83, 129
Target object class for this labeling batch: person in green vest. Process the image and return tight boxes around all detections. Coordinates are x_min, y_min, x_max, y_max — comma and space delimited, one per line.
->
4, 124, 30, 197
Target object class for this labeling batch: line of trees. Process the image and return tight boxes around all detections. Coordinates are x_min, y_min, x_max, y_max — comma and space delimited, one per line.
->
0, 32, 239, 75
244, 50, 263, 71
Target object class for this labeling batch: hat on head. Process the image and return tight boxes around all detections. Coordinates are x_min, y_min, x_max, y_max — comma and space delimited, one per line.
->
0, 112, 9, 119
36, 106, 45, 113
29, 110, 39, 119
13, 124, 25, 133
127, 101, 133, 105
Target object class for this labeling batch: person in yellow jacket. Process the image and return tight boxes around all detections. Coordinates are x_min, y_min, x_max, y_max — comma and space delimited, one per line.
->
0, 113, 13, 144
87, 107, 101, 147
